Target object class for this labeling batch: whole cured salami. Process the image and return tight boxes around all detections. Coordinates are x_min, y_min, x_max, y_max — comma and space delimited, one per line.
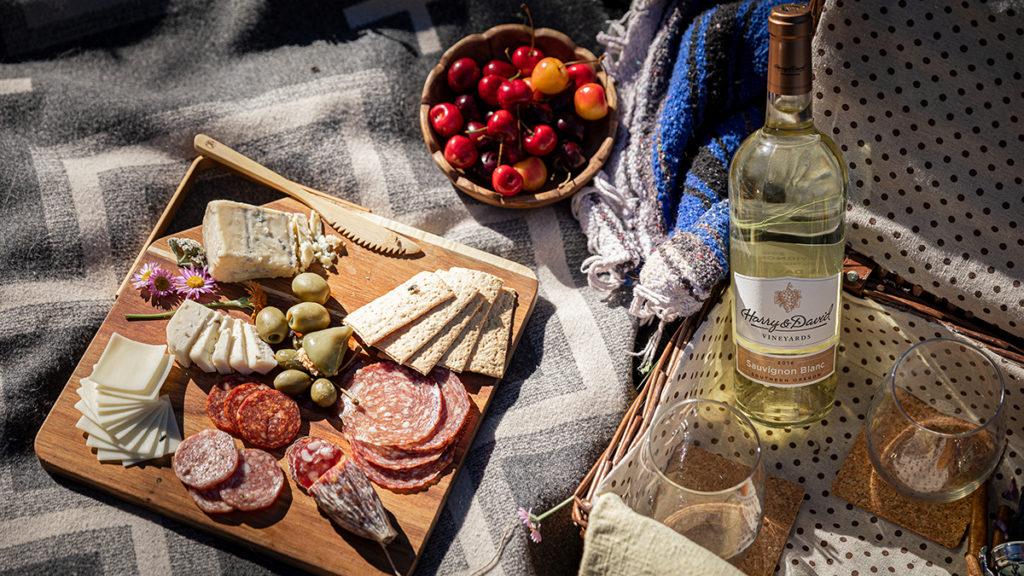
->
222, 383, 267, 433
219, 448, 285, 511
236, 389, 301, 449
310, 456, 397, 544
286, 436, 344, 490
341, 362, 442, 447
352, 440, 444, 471
173, 429, 239, 490
206, 376, 251, 433
408, 369, 471, 453
350, 442, 455, 493
188, 486, 234, 514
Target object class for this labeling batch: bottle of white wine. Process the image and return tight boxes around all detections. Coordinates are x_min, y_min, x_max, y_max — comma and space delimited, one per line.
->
728, 3, 846, 427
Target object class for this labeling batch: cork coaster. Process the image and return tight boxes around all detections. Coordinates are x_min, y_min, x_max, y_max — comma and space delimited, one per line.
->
832, 430, 973, 548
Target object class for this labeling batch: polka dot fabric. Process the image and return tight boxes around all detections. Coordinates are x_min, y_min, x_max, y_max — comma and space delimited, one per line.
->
598, 293, 1023, 575
810, 0, 1024, 337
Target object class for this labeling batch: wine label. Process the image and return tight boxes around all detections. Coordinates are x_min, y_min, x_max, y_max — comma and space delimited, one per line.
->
732, 272, 841, 387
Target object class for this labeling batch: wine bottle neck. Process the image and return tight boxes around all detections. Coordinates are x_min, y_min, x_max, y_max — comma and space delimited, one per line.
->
764, 3, 814, 132
764, 91, 814, 131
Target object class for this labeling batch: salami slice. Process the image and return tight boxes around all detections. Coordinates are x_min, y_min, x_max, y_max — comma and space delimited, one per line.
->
222, 383, 267, 433
409, 369, 471, 453
219, 448, 285, 511
286, 436, 344, 490
341, 362, 442, 447
309, 456, 397, 544
352, 440, 444, 471
237, 389, 301, 449
188, 486, 234, 514
206, 376, 252, 433
173, 429, 239, 490
350, 442, 455, 493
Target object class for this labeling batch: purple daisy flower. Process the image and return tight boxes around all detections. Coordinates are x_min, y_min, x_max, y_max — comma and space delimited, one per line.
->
147, 267, 176, 298
517, 506, 542, 544
131, 262, 163, 291
173, 266, 217, 300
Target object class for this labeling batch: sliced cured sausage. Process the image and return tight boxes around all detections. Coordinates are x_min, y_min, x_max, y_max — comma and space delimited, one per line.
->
310, 456, 397, 544
222, 382, 267, 433
173, 429, 239, 490
206, 376, 252, 433
236, 389, 301, 449
188, 486, 234, 514
350, 442, 454, 493
341, 362, 442, 447
286, 436, 344, 491
352, 440, 444, 471
219, 448, 285, 511
408, 369, 471, 453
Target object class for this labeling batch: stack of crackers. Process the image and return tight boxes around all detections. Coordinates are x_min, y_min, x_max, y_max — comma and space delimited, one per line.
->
343, 268, 518, 379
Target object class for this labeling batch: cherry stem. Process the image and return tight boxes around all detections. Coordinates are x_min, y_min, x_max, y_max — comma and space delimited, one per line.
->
467, 126, 487, 135
521, 4, 535, 50
498, 141, 504, 166
561, 170, 573, 187
510, 70, 522, 81
519, 120, 534, 135
565, 54, 605, 68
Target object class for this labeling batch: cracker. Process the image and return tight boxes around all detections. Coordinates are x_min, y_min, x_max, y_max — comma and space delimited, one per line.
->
466, 287, 517, 378
377, 269, 480, 364
343, 271, 453, 345
407, 294, 485, 375
440, 269, 504, 372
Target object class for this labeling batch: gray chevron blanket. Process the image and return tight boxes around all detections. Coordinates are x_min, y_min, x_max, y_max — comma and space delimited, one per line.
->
0, 1, 633, 574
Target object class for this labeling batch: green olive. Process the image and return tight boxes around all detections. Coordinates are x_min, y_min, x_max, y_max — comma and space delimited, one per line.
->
310, 378, 338, 407
274, 348, 308, 371
291, 272, 330, 304
274, 369, 312, 396
255, 306, 288, 344
286, 302, 330, 334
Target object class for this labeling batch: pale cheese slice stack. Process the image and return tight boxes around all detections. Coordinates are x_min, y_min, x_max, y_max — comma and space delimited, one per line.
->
74, 333, 181, 466
164, 300, 276, 375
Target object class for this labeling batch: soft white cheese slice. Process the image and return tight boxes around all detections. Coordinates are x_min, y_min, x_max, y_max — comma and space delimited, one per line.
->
228, 319, 252, 375
166, 299, 216, 367
119, 406, 165, 452
77, 381, 158, 427
189, 316, 223, 373
90, 333, 170, 396
242, 322, 277, 374
108, 402, 163, 442
160, 397, 181, 455
211, 318, 234, 374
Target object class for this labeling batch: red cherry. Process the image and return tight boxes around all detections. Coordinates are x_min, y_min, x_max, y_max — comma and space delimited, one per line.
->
465, 120, 487, 145
523, 124, 558, 156
522, 77, 546, 102
486, 109, 518, 143
492, 164, 524, 196
454, 94, 482, 121
558, 140, 586, 169
511, 46, 544, 76
483, 59, 517, 78
447, 57, 480, 93
566, 63, 597, 87
497, 79, 532, 110
444, 135, 478, 169
430, 103, 464, 138
556, 115, 585, 142
477, 74, 504, 107
479, 150, 500, 177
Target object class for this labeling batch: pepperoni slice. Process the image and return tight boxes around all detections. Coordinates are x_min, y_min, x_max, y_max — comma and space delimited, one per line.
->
237, 389, 301, 449
286, 436, 344, 491
219, 448, 285, 511
206, 376, 253, 433
352, 440, 444, 471
350, 442, 454, 493
341, 362, 442, 448
188, 486, 234, 514
222, 383, 267, 434
173, 429, 239, 490
409, 369, 471, 453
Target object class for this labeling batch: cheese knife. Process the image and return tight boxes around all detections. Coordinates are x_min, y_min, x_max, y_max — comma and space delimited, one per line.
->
194, 134, 421, 256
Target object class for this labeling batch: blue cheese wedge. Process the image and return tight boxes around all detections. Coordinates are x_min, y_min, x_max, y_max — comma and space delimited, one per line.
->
166, 300, 216, 367
203, 200, 301, 282
228, 319, 251, 375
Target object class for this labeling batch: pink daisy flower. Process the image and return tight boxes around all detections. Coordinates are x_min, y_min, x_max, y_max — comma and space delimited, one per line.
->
173, 266, 217, 300
131, 262, 163, 291
517, 506, 542, 543
147, 267, 176, 298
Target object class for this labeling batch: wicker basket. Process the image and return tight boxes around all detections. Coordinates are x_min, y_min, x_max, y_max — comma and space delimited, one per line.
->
570, 248, 1024, 531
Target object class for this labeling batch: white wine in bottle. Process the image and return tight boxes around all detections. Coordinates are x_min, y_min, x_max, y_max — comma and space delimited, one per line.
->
729, 3, 846, 427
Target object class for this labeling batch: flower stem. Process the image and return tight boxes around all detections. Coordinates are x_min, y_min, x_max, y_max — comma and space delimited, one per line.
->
124, 297, 253, 321
530, 495, 575, 524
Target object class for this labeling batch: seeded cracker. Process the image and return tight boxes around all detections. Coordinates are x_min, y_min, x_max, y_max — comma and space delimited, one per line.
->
377, 269, 480, 365
466, 287, 517, 378
343, 271, 454, 345
439, 269, 504, 373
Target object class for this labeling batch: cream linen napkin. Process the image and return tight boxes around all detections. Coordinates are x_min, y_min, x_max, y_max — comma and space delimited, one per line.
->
578, 493, 744, 576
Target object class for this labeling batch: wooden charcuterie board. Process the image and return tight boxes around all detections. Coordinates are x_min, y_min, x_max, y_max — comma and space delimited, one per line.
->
34, 183, 538, 575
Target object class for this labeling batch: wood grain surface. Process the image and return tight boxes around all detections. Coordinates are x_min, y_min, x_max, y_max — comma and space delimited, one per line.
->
35, 196, 538, 576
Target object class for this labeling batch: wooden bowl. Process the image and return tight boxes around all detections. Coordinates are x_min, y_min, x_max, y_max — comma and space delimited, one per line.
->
421, 24, 618, 209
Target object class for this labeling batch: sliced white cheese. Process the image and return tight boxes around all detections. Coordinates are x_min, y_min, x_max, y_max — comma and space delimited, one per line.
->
90, 333, 170, 396
120, 406, 165, 452
211, 318, 234, 374
108, 403, 163, 442
189, 316, 223, 373
203, 200, 301, 282
166, 299, 216, 367
77, 382, 157, 427
242, 322, 277, 374
228, 319, 252, 375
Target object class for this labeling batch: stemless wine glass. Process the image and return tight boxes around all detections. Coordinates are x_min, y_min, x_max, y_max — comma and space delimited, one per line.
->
635, 399, 765, 560
866, 337, 1006, 503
